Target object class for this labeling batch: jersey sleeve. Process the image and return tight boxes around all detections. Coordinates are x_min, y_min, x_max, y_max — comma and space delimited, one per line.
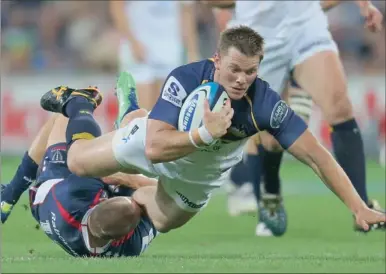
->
148, 66, 199, 128
254, 81, 308, 149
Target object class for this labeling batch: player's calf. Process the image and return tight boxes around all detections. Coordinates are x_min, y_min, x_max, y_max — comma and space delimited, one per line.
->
88, 196, 141, 246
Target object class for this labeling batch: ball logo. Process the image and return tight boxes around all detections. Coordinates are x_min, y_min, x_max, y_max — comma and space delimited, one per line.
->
182, 93, 199, 131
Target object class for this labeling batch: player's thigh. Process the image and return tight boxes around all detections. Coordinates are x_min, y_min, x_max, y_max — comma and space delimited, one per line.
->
112, 116, 157, 177
29, 113, 60, 163
291, 19, 352, 124
46, 114, 68, 148
133, 182, 197, 232
293, 51, 352, 124
69, 104, 146, 178
159, 176, 215, 217
68, 130, 122, 178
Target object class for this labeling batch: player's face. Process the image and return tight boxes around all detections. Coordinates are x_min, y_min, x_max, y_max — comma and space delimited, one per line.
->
214, 47, 260, 100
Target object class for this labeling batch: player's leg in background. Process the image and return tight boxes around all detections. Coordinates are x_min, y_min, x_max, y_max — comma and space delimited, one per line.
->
249, 39, 291, 237
226, 136, 259, 217
292, 49, 380, 226
258, 130, 287, 237
1, 114, 60, 223
58, 86, 123, 178
119, 52, 159, 112
136, 80, 159, 111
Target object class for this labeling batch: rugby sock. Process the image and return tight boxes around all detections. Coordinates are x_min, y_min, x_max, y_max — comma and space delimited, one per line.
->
2, 152, 39, 204
331, 119, 368, 204
262, 151, 283, 195
246, 147, 263, 200
230, 161, 250, 187
64, 97, 102, 147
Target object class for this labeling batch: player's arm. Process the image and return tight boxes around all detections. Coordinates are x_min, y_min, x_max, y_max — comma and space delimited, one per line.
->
146, 68, 232, 163
145, 69, 208, 163
286, 131, 367, 214
109, 1, 145, 61
145, 120, 206, 163
213, 7, 233, 32
259, 84, 367, 215
102, 173, 157, 189
180, 2, 200, 63
109, 1, 136, 45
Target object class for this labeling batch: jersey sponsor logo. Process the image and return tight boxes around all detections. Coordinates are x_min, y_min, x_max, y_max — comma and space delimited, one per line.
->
51, 150, 65, 164
161, 76, 187, 107
270, 100, 289, 129
122, 124, 139, 143
50, 211, 79, 256
175, 191, 205, 209
23, 176, 35, 184
40, 220, 53, 235
140, 228, 155, 254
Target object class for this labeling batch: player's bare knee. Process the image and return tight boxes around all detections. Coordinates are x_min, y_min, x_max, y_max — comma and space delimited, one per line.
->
88, 197, 141, 240
324, 88, 354, 124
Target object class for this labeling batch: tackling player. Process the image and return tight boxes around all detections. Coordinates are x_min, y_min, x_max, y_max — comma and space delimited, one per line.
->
207, 0, 385, 236
1, 88, 158, 257
40, 26, 386, 235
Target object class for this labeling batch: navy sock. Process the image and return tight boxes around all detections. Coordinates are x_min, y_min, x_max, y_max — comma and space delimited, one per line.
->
230, 161, 250, 187
262, 150, 283, 195
246, 147, 263, 201
65, 97, 102, 147
331, 119, 368, 204
2, 152, 39, 204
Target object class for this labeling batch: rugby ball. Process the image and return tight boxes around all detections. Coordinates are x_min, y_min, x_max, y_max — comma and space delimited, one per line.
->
178, 82, 229, 131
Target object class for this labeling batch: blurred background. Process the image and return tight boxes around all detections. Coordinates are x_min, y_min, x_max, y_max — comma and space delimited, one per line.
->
1, 0, 385, 163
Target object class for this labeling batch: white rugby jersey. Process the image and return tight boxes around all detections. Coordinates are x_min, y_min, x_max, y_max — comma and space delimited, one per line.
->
233, 1, 327, 38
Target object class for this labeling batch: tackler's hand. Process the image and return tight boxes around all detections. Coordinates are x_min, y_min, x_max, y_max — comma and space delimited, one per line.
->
203, 98, 234, 139
131, 40, 147, 63
357, 1, 383, 33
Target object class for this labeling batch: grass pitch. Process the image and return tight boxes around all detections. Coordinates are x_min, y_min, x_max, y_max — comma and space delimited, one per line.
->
1, 156, 385, 273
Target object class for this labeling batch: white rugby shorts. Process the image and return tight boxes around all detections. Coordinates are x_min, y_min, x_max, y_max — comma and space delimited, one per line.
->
111, 116, 226, 212
258, 14, 338, 95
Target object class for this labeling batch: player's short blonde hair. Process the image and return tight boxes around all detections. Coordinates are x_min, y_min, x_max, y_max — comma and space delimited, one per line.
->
218, 25, 264, 60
